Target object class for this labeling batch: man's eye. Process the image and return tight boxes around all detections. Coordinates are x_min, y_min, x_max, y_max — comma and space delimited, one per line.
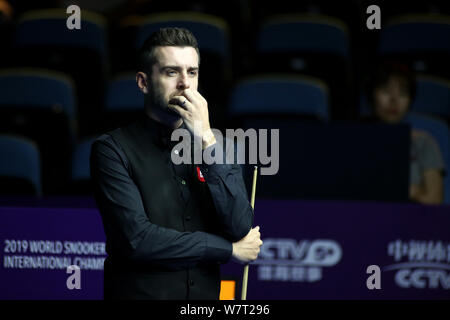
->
167, 70, 177, 76
189, 71, 198, 76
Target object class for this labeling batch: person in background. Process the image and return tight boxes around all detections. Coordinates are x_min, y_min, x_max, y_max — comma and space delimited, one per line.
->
365, 61, 445, 205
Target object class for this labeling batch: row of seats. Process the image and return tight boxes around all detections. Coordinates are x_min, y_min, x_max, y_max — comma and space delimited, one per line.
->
1, 69, 448, 129
1, 6, 449, 202
1, 110, 449, 203
8, 7, 450, 62
1, 10, 449, 132
0, 134, 95, 196
8, 8, 450, 56
0, 72, 449, 202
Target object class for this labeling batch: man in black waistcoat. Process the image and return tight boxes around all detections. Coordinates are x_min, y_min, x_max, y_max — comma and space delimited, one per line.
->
90, 27, 262, 299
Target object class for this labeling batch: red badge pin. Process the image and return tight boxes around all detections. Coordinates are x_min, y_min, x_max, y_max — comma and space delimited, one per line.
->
196, 166, 205, 182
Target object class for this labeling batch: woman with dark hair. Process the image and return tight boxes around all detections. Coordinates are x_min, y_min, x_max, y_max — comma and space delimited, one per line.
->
365, 62, 445, 204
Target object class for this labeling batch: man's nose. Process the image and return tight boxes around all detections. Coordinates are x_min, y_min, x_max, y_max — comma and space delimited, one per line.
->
177, 72, 190, 90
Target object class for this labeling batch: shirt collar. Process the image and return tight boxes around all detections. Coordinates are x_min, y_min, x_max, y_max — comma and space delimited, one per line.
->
140, 112, 186, 148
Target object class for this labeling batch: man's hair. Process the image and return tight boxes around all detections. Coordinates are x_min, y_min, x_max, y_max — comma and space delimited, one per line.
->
137, 27, 200, 75
365, 61, 416, 109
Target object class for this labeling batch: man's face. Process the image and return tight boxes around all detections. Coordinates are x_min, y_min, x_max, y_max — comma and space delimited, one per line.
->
373, 75, 411, 123
147, 46, 199, 119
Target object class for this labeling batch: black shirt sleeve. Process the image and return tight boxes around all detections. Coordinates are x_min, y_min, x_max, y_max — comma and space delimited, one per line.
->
198, 140, 254, 242
90, 134, 232, 269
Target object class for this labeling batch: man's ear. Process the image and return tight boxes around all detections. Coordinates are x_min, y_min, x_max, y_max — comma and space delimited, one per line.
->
136, 72, 149, 94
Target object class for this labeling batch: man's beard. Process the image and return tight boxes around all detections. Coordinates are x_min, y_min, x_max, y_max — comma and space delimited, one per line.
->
148, 88, 180, 120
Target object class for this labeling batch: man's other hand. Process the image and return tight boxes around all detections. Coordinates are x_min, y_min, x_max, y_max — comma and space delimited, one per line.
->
232, 226, 263, 264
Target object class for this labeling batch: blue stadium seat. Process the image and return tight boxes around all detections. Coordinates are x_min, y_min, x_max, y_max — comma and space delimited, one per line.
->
105, 74, 143, 112
255, 14, 351, 120
250, 1, 361, 32
102, 73, 144, 130
228, 75, 329, 121
14, 9, 108, 135
448, 127, 450, 204
71, 137, 96, 182
404, 112, 450, 204
358, 91, 371, 117
379, 15, 450, 55
69, 136, 97, 194
411, 76, 450, 119
0, 134, 41, 196
136, 12, 230, 59
378, 14, 450, 78
0, 68, 77, 194
0, 68, 76, 123
15, 9, 107, 56
258, 14, 349, 58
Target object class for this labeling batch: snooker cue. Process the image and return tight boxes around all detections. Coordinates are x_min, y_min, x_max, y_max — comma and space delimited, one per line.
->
241, 165, 258, 300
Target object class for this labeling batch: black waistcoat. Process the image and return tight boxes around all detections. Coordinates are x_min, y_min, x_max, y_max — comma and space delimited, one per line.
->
105, 116, 222, 300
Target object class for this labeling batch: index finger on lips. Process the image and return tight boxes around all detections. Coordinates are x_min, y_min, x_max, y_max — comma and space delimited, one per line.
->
168, 103, 188, 118
170, 96, 192, 111
193, 89, 207, 103
182, 89, 197, 104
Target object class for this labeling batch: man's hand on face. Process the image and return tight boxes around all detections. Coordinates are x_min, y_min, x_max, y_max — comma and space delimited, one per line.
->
168, 89, 216, 149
